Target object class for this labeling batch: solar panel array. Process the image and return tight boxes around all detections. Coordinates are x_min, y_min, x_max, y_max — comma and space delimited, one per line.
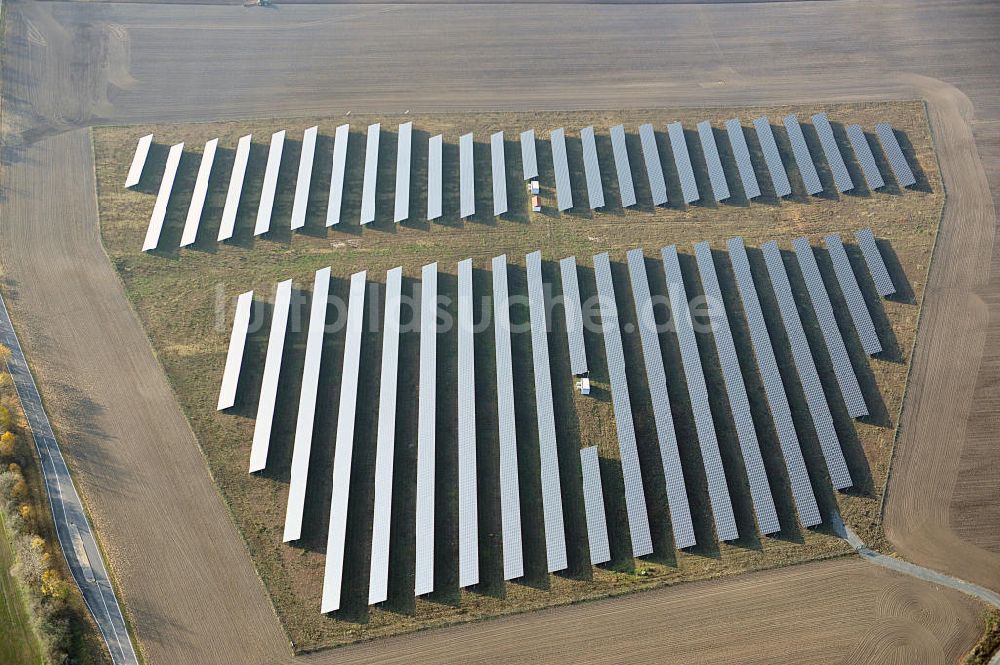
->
692, 242, 780, 535
142, 142, 184, 252
696, 121, 731, 202
460, 133, 475, 219
667, 122, 699, 204
825, 234, 882, 355
592, 252, 653, 557
526, 251, 568, 572
181, 138, 218, 247
125, 133, 153, 188
580, 127, 605, 209
322, 271, 367, 614
559, 256, 588, 376
760, 241, 852, 490
491, 132, 509, 216
249, 279, 292, 474
792, 238, 868, 419
725, 238, 822, 527
360, 123, 380, 224
846, 124, 885, 191
875, 123, 916, 187
219, 134, 251, 241
492, 255, 524, 580
217, 290, 253, 411
579, 447, 611, 565
624, 249, 696, 549
369, 267, 402, 605
283, 267, 332, 542
661, 245, 738, 541
550, 128, 573, 212
255, 130, 285, 235
457, 259, 479, 588
427, 134, 443, 221
415, 263, 438, 596
855, 228, 896, 297
725, 119, 761, 199
811, 113, 853, 193
520, 129, 538, 180
752, 116, 792, 197
609, 124, 637, 208
394, 122, 413, 223
291, 126, 318, 230
782, 115, 823, 195
638, 123, 668, 206
326, 124, 350, 226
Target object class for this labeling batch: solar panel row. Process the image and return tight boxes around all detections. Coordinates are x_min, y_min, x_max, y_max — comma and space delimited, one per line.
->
692, 242, 780, 535
181, 138, 218, 247
249, 279, 292, 474
491, 131, 509, 216
782, 114, 823, 195
360, 124, 380, 224
427, 134, 443, 221
255, 130, 286, 235
460, 133, 475, 219
667, 122, 699, 204
725, 119, 762, 200
290, 126, 318, 230
369, 267, 402, 605
592, 252, 653, 557
725, 238, 822, 528
559, 256, 588, 376
493, 255, 524, 580
526, 251, 568, 572
217, 290, 253, 411
327, 124, 350, 226
752, 116, 792, 198
283, 267, 332, 542
520, 129, 538, 180
845, 124, 885, 191
580, 127, 605, 210
661, 245, 738, 541
550, 128, 573, 212
824, 234, 882, 355
579, 447, 611, 565
394, 122, 412, 223
855, 228, 896, 297
638, 123, 668, 206
415, 263, 438, 596
792, 238, 869, 419
624, 249, 696, 549
125, 133, 153, 188
760, 241, 852, 490
457, 259, 479, 588
219, 134, 252, 241
609, 124, 637, 208
875, 123, 916, 187
811, 113, 853, 193
696, 121, 731, 202
142, 142, 184, 252
322, 271, 367, 614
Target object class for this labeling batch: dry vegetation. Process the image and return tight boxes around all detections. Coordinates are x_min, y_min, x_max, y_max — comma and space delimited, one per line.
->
92, 101, 942, 651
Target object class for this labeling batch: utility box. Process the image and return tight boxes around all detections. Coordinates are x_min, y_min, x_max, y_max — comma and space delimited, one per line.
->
531, 195, 541, 212
530, 180, 540, 195
576, 377, 591, 395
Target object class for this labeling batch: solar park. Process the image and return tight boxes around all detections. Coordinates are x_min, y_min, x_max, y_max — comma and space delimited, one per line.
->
93, 102, 943, 650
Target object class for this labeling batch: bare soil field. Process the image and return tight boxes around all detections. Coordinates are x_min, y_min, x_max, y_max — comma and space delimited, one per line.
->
2, 2, 998, 663
92, 100, 942, 650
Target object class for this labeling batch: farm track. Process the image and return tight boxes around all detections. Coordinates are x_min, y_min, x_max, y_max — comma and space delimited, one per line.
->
0, 1, 997, 663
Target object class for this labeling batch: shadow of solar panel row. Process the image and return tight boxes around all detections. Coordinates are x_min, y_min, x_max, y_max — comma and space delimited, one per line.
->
761, 242, 853, 490
793, 238, 869, 418
825, 233, 883, 355
855, 228, 896, 297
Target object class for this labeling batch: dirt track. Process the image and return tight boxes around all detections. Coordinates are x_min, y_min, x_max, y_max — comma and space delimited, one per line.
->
0, 1, 997, 664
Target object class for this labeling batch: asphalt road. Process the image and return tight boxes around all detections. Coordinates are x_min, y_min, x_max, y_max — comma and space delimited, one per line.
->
0, 1, 998, 663
0, 294, 138, 665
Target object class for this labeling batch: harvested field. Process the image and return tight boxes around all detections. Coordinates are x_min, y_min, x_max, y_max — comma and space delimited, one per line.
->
93, 101, 943, 650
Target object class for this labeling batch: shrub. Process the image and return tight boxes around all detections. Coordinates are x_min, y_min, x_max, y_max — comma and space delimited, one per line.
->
0, 430, 15, 458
